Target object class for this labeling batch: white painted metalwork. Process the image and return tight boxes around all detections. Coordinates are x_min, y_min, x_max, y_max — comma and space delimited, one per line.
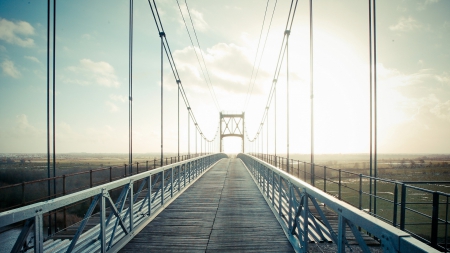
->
0, 154, 227, 253
238, 153, 438, 253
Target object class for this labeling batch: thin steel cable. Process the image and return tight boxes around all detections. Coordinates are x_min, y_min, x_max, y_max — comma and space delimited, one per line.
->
160, 34, 164, 166
286, 30, 290, 174
248, 0, 297, 143
52, 0, 57, 233
147, 0, 219, 143
243, 0, 271, 111
176, 0, 220, 112
129, 0, 133, 166
373, 0, 378, 216
245, 0, 278, 112
310, 0, 314, 185
46, 0, 51, 235
184, 0, 221, 111
369, 0, 373, 213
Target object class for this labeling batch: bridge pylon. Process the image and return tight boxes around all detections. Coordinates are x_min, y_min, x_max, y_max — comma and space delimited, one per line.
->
220, 112, 245, 153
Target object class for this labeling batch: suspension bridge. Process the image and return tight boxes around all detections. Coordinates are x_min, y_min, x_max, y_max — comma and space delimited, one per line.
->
0, 0, 449, 252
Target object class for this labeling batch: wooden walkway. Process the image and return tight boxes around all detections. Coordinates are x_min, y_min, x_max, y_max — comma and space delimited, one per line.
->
120, 158, 294, 252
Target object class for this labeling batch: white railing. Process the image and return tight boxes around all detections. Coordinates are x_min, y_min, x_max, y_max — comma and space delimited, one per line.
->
0, 153, 228, 253
238, 153, 438, 253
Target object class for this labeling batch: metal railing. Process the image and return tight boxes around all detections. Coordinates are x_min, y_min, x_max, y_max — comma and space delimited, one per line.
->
0, 154, 202, 213
0, 153, 227, 253
238, 153, 438, 253
251, 153, 450, 251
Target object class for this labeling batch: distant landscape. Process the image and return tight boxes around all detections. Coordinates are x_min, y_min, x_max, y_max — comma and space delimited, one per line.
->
1, 152, 450, 183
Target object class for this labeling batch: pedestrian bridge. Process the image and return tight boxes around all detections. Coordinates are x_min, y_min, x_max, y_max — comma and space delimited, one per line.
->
0, 154, 436, 253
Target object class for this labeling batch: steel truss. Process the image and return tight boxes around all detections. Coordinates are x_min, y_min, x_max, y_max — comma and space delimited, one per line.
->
238, 154, 437, 253
0, 154, 227, 253
220, 112, 245, 153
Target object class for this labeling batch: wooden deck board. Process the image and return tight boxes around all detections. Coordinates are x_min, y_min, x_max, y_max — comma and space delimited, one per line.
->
120, 158, 294, 252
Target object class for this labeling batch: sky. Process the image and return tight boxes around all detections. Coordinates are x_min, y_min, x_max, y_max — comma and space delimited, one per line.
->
0, 0, 449, 155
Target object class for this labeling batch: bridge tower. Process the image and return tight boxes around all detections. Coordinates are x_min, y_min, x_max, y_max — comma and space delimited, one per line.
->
220, 112, 245, 153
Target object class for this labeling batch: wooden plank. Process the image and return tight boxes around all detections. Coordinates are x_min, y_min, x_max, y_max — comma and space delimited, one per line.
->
120, 158, 294, 252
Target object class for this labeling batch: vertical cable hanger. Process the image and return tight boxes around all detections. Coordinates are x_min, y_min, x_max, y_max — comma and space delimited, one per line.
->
52, 0, 57, 234
310, 0, 314, 185
369, 0, 373, 214
46, 0, 51, 236
286, 29, 290, 174
129, 0, 133, 169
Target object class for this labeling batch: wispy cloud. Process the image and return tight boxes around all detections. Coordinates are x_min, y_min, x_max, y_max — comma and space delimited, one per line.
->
24, 56, 40, 63
67, 59, 120, 87
417, 0, 440, 10
109, 94, 127, 103
170, 43, 265, 95
178, 5, 209, 32
430, 99, 450, 122
13, 114, 41, 137
1, 59, 21, 78
105, 101, 119, 112
0, 18, 35, 47
389, 16, 422, 32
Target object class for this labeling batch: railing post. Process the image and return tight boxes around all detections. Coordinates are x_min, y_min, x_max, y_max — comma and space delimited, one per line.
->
272, 170, 275, 205
393, 183, 398, 227
323, 166, 327, 193
170, 167, 174, 198
338, 169, 342, 200
34, 214, 44, 253
21, 182, 25, 206
124, 164, 127, 177
178, 166, 181, 192
431, 191, 439, 247
288, 182, 293, 233
109, 167, 112, 182
148, 175, 152, 216
63, 175, 67, 227
161, 170, 165, 206
400, 183, 406, 230
154, 158, 156, 169
359, 174, 362, 210
302, 191, 309, 252
100, 190, 106, 253
90, 170, 93, 188
278, 175, 282, 216
297, 161, 300, 178
136, 162, 139, 174
146, 161, 148, 171
304, 162, 306, 181
129, 181, 134, 232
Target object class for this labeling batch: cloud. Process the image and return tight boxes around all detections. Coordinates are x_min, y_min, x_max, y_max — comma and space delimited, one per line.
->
435, 72, 450, 86
389, 17, 422, 32
178, 5, 209, 32
67, 59, 120, 87
417, 0, 440, 10
24, 56, 40, 63
170, 43, 267, 95
0, 18, 35, 47
430, 99, 450, 121
14, 114, 41, 137
1, 59, 21, 78
109, 94, 127, 103
378, 64, 431, 88
105, 101, 119, 112
81, 33, 92, 40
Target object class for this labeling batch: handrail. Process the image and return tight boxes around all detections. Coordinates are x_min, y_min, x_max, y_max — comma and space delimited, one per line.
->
252, 152, 450, 251
238, 153, 438, 253
0, 153, 227, 253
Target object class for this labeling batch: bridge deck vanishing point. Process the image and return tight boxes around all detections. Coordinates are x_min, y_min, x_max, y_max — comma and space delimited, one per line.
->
120, 158, 294, 252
